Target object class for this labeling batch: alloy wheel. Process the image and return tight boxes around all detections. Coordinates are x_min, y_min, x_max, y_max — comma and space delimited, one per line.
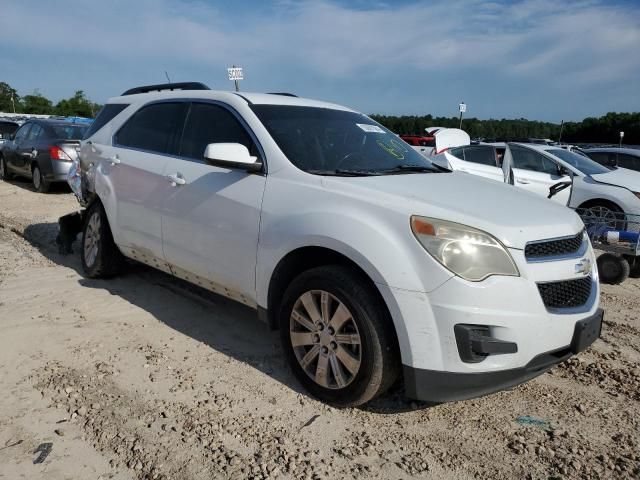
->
84, 211, 101, 267
289, 290, 362, 389
33, 167, 41, 190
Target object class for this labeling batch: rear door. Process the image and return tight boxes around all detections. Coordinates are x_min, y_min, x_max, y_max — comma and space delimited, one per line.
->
106, 101, 188, 262
458, 145, 502, 181
161, 101, 266, 305
510, 145, 570, 204
4, 123, 31, 172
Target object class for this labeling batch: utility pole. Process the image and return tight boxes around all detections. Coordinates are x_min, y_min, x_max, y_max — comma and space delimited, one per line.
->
458, 102, 466, 129
558, 120, 564, 144
619, 131, 624, 147
10, 93, 16, 113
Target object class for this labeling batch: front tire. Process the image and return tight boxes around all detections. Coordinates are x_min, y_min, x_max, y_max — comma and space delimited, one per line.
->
597, 253, 630, 285
81, 201, 125, 278
32, 164, 50, 193
0, 157, 14, 180
279, 265, 399, 407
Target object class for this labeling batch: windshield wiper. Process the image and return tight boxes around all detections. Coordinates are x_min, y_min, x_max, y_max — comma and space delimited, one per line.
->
377, 164, 443, 174
306, 169, 383, 177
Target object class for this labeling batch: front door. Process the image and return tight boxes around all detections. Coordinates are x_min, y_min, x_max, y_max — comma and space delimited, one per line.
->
161, 102, 266, 305
509, 144, 571, 205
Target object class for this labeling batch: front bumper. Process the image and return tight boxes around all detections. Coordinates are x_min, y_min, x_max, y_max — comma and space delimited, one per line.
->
404, 308, 603, 402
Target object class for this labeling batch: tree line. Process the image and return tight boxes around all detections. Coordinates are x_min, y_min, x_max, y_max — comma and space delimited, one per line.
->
370, 112, 640, 145
0, 82, 101, 118
2, 81, 638, 144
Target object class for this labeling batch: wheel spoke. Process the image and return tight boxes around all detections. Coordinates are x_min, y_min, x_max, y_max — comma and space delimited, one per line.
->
335, 344, 360, 375
329, 352, 347, 388
328, 303, 352, 332
315, 351, 330, 387
291, 310, 316, 332
320, 291, 330, 324
290, 331, 316, 347
299, 344, 320, 369
335, 333, 360, 345
300, 292, 322, 324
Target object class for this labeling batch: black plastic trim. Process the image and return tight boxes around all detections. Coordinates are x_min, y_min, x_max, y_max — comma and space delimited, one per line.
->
122, 82, 210, 96
405, 309, 603, 403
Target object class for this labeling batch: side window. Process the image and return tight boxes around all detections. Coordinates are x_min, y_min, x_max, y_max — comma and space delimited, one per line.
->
617, 154, 640, 171
448, 147, 464, 160
179, 103, 259, 160
115, 102, 188, 155
13, 124, 32, 144
463, 146, 497, 166
26, 125, 44, 143
511, 146, 558, 175
586, 152, 609, 165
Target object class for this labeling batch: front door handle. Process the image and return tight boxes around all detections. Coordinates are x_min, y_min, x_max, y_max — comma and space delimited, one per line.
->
516, 179, 530, 184
166, 173, 186, 186
109, 155, 121, 166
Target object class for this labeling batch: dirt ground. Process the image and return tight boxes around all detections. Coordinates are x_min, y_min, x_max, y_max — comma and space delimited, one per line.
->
0, 178, 638, 480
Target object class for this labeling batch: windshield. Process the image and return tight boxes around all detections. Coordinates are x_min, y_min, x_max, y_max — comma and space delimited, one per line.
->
546, 148, 610, 175
251, 105, 441, 175
51, 124, 88, 140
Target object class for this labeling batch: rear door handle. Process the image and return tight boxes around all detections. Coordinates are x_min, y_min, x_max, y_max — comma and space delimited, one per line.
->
516, 179, 530, 184
109, 155, 121, 166
166, 173, 186, 186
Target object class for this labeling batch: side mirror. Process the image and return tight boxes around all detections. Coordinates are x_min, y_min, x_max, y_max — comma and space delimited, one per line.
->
203, 143, 262, 172
557, 165, 570, 177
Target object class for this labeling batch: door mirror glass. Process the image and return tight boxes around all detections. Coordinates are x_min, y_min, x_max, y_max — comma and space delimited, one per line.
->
203, 143, 262, 172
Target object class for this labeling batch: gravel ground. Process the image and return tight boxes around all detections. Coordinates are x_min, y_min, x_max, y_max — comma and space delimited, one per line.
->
0, 178, 639, 480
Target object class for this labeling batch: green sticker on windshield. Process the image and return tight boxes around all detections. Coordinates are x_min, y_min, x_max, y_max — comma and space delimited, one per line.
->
376, 138, 409, 160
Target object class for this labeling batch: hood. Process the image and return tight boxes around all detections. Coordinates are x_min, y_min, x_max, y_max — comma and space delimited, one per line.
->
591, 167, 640, 192
325, 172, 584, 249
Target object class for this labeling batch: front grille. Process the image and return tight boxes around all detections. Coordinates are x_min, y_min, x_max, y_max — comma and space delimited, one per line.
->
525, 231, 584, 260
538, 276, 592, 309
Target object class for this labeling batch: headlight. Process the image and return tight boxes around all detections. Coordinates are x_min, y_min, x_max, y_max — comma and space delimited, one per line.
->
410, 216, 519, 281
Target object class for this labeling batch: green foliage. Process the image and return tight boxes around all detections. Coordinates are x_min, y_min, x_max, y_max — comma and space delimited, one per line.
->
22, 91, 54, 114
0, 82, 20, 112
371, 113, 640, 145
54, 90, 100, 118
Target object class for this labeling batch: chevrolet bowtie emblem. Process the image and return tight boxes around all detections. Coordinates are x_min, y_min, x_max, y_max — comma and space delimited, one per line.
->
575, 258, 592, 276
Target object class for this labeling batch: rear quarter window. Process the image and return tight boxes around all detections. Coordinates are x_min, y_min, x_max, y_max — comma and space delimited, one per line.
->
83, 103, 130, 140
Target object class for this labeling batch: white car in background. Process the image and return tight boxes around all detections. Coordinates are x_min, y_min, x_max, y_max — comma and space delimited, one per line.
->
434, 143, 640, 216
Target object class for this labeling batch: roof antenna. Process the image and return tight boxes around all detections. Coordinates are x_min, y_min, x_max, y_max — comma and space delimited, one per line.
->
165, 71, 171, 83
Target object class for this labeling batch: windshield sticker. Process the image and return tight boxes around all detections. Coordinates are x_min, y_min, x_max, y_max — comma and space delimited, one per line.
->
376, 138, 409, 160
356, 123, 386, 134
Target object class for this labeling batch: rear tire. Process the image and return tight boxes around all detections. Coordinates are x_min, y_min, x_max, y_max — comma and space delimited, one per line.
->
0, 157, 14, 181
32, 164, 50, 193
279, 265, 399, 407
624, 255, 640, 279
81, 201, 125, 278
597, 253, 630, 285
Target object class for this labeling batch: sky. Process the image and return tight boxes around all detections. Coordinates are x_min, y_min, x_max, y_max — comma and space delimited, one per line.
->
1, 0, 639, 122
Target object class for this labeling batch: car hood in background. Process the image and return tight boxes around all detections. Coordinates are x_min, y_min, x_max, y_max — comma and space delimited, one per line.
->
591, 167, 640, 191
326, 171, 583, 250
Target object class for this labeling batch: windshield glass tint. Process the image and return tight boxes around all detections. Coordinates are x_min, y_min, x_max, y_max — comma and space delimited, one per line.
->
546, 148, 610, 175
251, 105, 439, 174
51, 125, 88, 140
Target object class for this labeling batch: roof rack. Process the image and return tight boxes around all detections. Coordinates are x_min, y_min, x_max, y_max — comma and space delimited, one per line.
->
121, 82, 210, 96
268, 92, 298, 97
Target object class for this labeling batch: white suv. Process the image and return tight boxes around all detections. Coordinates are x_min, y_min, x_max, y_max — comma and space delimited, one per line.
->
75, 83, 603, 406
